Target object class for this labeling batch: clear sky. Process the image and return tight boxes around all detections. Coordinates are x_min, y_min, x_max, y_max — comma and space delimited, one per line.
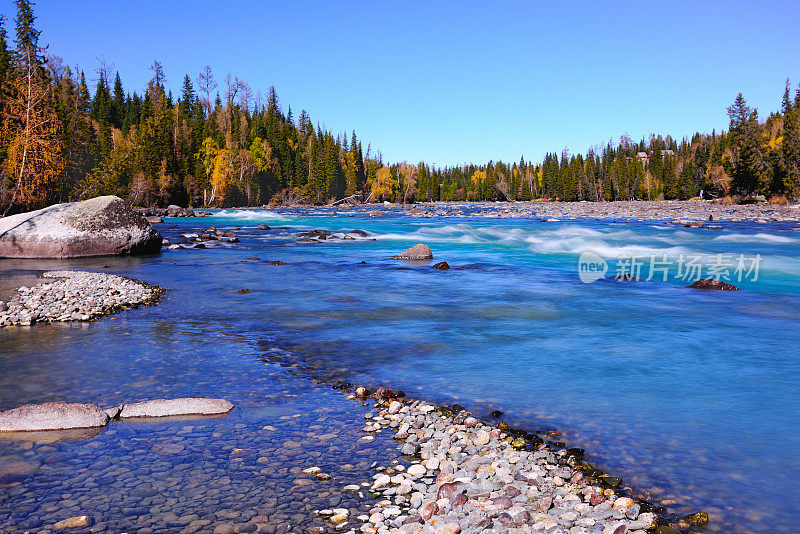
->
3, 0, 799, 166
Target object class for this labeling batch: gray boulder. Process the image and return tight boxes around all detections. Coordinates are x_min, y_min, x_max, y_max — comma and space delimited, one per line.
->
0, 402, 109, 432
392, 243, 433, 260
166, 205, 195, 217
0, 196, 162, 258
166, 205, 183, 217
119, 398, 234, 418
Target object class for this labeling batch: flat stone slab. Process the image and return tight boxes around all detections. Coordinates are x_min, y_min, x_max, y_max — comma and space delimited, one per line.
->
0, 402, 109, 432
119, 398, 234, 418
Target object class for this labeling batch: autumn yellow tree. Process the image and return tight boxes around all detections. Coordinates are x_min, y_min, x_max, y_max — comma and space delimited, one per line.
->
398, 161, 417, 203
210, 147, 234, 204
369, 165, 394, 201
342, 151, 358, 196
157, 159, 174, 204
0, 0, 64, 215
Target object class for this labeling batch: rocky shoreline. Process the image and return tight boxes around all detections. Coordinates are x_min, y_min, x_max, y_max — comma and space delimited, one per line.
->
293, 200, 800, 225
0, 270, 163, 327
323, 387, 706, 534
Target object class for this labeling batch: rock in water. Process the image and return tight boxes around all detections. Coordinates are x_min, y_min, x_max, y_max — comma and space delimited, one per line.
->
688, 278, 739, 291
53, 515, 93, 530
0, 403, 109, 432
683, 512, 709, 526
432, 261, 450, 270
119, 398, 234, 418
0, 196, 162, 258
166, 205, 194, 217
392, 243, 433, 260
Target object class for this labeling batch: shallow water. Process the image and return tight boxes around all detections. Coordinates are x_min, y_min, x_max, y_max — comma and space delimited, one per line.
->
1, 205, 799, 532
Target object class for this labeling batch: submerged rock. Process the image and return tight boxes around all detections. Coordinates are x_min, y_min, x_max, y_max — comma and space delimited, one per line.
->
53, 515, 93, 530
374, 387, 397, 401
683, 511, 709, 526
392, 243, 433, 260
0, 195, 162, 258
432, 261, 450, 270
0, 402, 109, 432
0, 426, 105, 444
688, 278, 739, 291
119, 398, 234, 418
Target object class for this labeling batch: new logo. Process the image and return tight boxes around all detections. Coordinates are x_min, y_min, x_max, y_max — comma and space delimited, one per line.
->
578, 252, 607, 283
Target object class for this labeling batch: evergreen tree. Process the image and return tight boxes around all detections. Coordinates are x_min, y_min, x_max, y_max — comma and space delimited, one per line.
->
780, 81, 800, 198
111, 71, 124, 128
727, 93, 770, 196
0, 15, 9, 95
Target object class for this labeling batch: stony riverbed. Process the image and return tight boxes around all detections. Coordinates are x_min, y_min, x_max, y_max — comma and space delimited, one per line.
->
333, 390, 702, 534
315, 200, 800, 225
0, 270, 162, 327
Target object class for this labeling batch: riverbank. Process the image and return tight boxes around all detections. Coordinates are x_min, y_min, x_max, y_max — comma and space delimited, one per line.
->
0, 270, 163, 327
206, 199, 800, 224
273, 200, 800, 225
252, 353, 707, 534
335, 385, 694, 534
419, 200, 800, 224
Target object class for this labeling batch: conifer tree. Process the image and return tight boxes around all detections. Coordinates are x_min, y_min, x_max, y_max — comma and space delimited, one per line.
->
111, 71, 124, 128
780, 81, 800, 198
1, 0, 64, 214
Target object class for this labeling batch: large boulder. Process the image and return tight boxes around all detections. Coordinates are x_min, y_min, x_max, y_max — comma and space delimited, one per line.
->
392, 243, 433, 260
0, 402, 109, 432
119, 398, 234, 418
0, 196, 162, 258
166, 204, 194, 217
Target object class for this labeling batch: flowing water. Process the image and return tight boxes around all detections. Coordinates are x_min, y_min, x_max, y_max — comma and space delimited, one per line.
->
1, 205, 799, 532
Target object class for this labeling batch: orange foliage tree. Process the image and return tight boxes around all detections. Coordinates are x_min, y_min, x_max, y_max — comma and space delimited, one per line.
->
0, 2, 64, 215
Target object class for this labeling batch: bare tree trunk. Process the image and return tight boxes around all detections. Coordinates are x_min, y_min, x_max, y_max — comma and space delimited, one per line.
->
329, 193, 361, 206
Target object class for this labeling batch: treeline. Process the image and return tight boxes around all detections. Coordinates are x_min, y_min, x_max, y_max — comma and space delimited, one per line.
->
0, 1, 381, 214
382, 86, 800, 204
1, 1, 799, 215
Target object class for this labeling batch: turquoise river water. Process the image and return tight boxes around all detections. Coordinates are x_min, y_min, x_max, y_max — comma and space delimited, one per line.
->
1, 204, 799, 533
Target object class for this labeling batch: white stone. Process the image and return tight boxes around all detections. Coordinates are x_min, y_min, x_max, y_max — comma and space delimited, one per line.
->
406, 464, 427, 478
388, 401, 402, 415
371, 474, 391, 490
473, 430, 490, 446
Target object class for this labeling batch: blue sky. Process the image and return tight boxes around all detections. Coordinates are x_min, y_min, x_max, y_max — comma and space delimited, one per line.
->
3, 1, 799, 165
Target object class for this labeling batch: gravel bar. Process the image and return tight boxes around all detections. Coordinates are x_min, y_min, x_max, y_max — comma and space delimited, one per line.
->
322, 388, 704, 534
0, 270, 163, 327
